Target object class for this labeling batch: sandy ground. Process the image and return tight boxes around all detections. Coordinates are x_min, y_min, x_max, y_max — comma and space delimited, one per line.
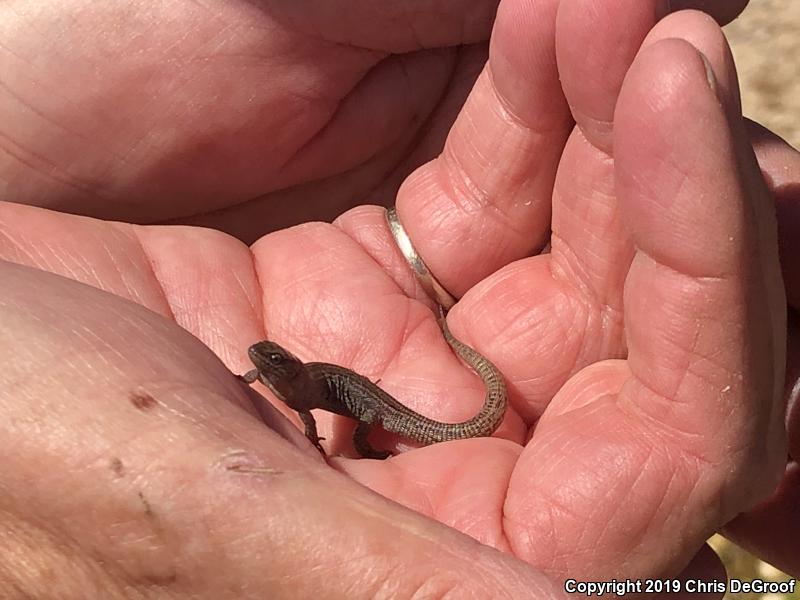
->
725, 0, 800, 149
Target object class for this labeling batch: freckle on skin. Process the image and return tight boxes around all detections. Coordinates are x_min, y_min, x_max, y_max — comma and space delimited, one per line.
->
130, 391, 158, 411
110, 457, 125, 476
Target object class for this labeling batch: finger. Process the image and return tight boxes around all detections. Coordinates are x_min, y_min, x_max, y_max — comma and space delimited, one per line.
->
616, 34, 784, 563
722, 311, 800, 577
505, 34, 785, 580
556, 0, 671, 152
362, 0, 570, 299
668, 0, 750, 25
687, 73, 800, 579
675, 544, 727, 600
789, 310, 800, 462
746, 118, 800, 309
551, 5, 743, 316
0, 261, 569, 598
723, 462, 800, 578
0, 202, 262, 370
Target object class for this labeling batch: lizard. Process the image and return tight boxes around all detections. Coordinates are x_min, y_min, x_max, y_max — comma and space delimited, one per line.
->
239, 308, 507, 459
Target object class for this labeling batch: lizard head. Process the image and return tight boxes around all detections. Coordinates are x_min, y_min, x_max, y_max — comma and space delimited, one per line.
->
247, 341, 306, 404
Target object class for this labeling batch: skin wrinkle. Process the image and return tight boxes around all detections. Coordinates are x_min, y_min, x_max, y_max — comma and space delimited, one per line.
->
686, 469, 732, 532
552, 228, 610, 287
1, 525, 120, 599
571, 467, 626, 556
99, 237, 146, 305
628, 172, 748, 280
622, 444, 677, 540
486, 62, 569, 138
0, 62, 121, 195
508, 482, 571, 569
530, 286, 589, 368
42, 239, 93, 282
619, 381, 727, 472
7, 476, 149, 594
0, 226, 46, 266
653, 461, 693, 539
437, 146, 536, 249
384, 566, 445, 600
439, 132, 504, 218
661, 309, 746, 417
230, 263, 261, 321
580, 433, 656, 542
549, 233, 609, 301
71, 326, 129, 378
551, 234, 627, 349
0, 129, 101, 197
480, 133, 553, 215
436, 447, 509, 545
281, 93, 347, 174
0, 69, 86, 139
551, 309, 587, 377
618, 376, 678, 428
370, 299, 424, 377
682, 340, 746, 403
280, 49, 427, 176
628, 323, 720, 404
129, 228, 179, 321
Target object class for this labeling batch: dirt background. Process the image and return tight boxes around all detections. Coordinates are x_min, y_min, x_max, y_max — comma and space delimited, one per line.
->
725, 0, 799, 149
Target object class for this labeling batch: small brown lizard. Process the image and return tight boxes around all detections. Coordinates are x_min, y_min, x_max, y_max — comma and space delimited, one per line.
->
239, 309, 507, 459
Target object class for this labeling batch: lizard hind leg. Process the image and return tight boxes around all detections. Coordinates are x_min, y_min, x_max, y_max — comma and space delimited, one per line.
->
353, 421, 391, 460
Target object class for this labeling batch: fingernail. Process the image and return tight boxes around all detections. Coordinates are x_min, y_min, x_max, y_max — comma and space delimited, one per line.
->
699, 52, 718, 97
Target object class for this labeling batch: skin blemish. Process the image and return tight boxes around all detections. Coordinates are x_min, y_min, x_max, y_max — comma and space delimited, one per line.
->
138, 491, 155, 519
220, 449, 282, 475
130, 391, 158, 411
109, 457, 125, 477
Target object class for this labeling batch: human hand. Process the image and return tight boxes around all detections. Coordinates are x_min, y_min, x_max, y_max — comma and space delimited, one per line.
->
1, 0, 749, 242
0, 0, 502, 238
2, 0, 796, 597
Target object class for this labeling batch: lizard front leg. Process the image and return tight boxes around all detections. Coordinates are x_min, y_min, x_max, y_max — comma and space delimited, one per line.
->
237, 369, 259, 384
297, 410, 326, 456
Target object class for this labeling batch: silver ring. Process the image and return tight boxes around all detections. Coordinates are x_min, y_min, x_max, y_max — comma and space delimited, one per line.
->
385, 207, 456, 310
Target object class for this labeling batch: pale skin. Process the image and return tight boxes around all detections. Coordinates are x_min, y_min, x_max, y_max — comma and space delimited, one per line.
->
1, 0, 799, 598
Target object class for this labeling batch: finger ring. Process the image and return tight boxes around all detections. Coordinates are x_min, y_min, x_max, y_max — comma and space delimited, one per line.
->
385, 207, 456, 310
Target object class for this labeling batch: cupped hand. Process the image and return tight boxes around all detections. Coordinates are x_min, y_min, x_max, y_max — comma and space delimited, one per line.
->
0, 0, 502, 237
2, 0, 796, 597
1, 0, 748, 241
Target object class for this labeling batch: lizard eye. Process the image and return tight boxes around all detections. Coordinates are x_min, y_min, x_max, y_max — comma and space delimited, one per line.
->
267, 352, 284, 364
